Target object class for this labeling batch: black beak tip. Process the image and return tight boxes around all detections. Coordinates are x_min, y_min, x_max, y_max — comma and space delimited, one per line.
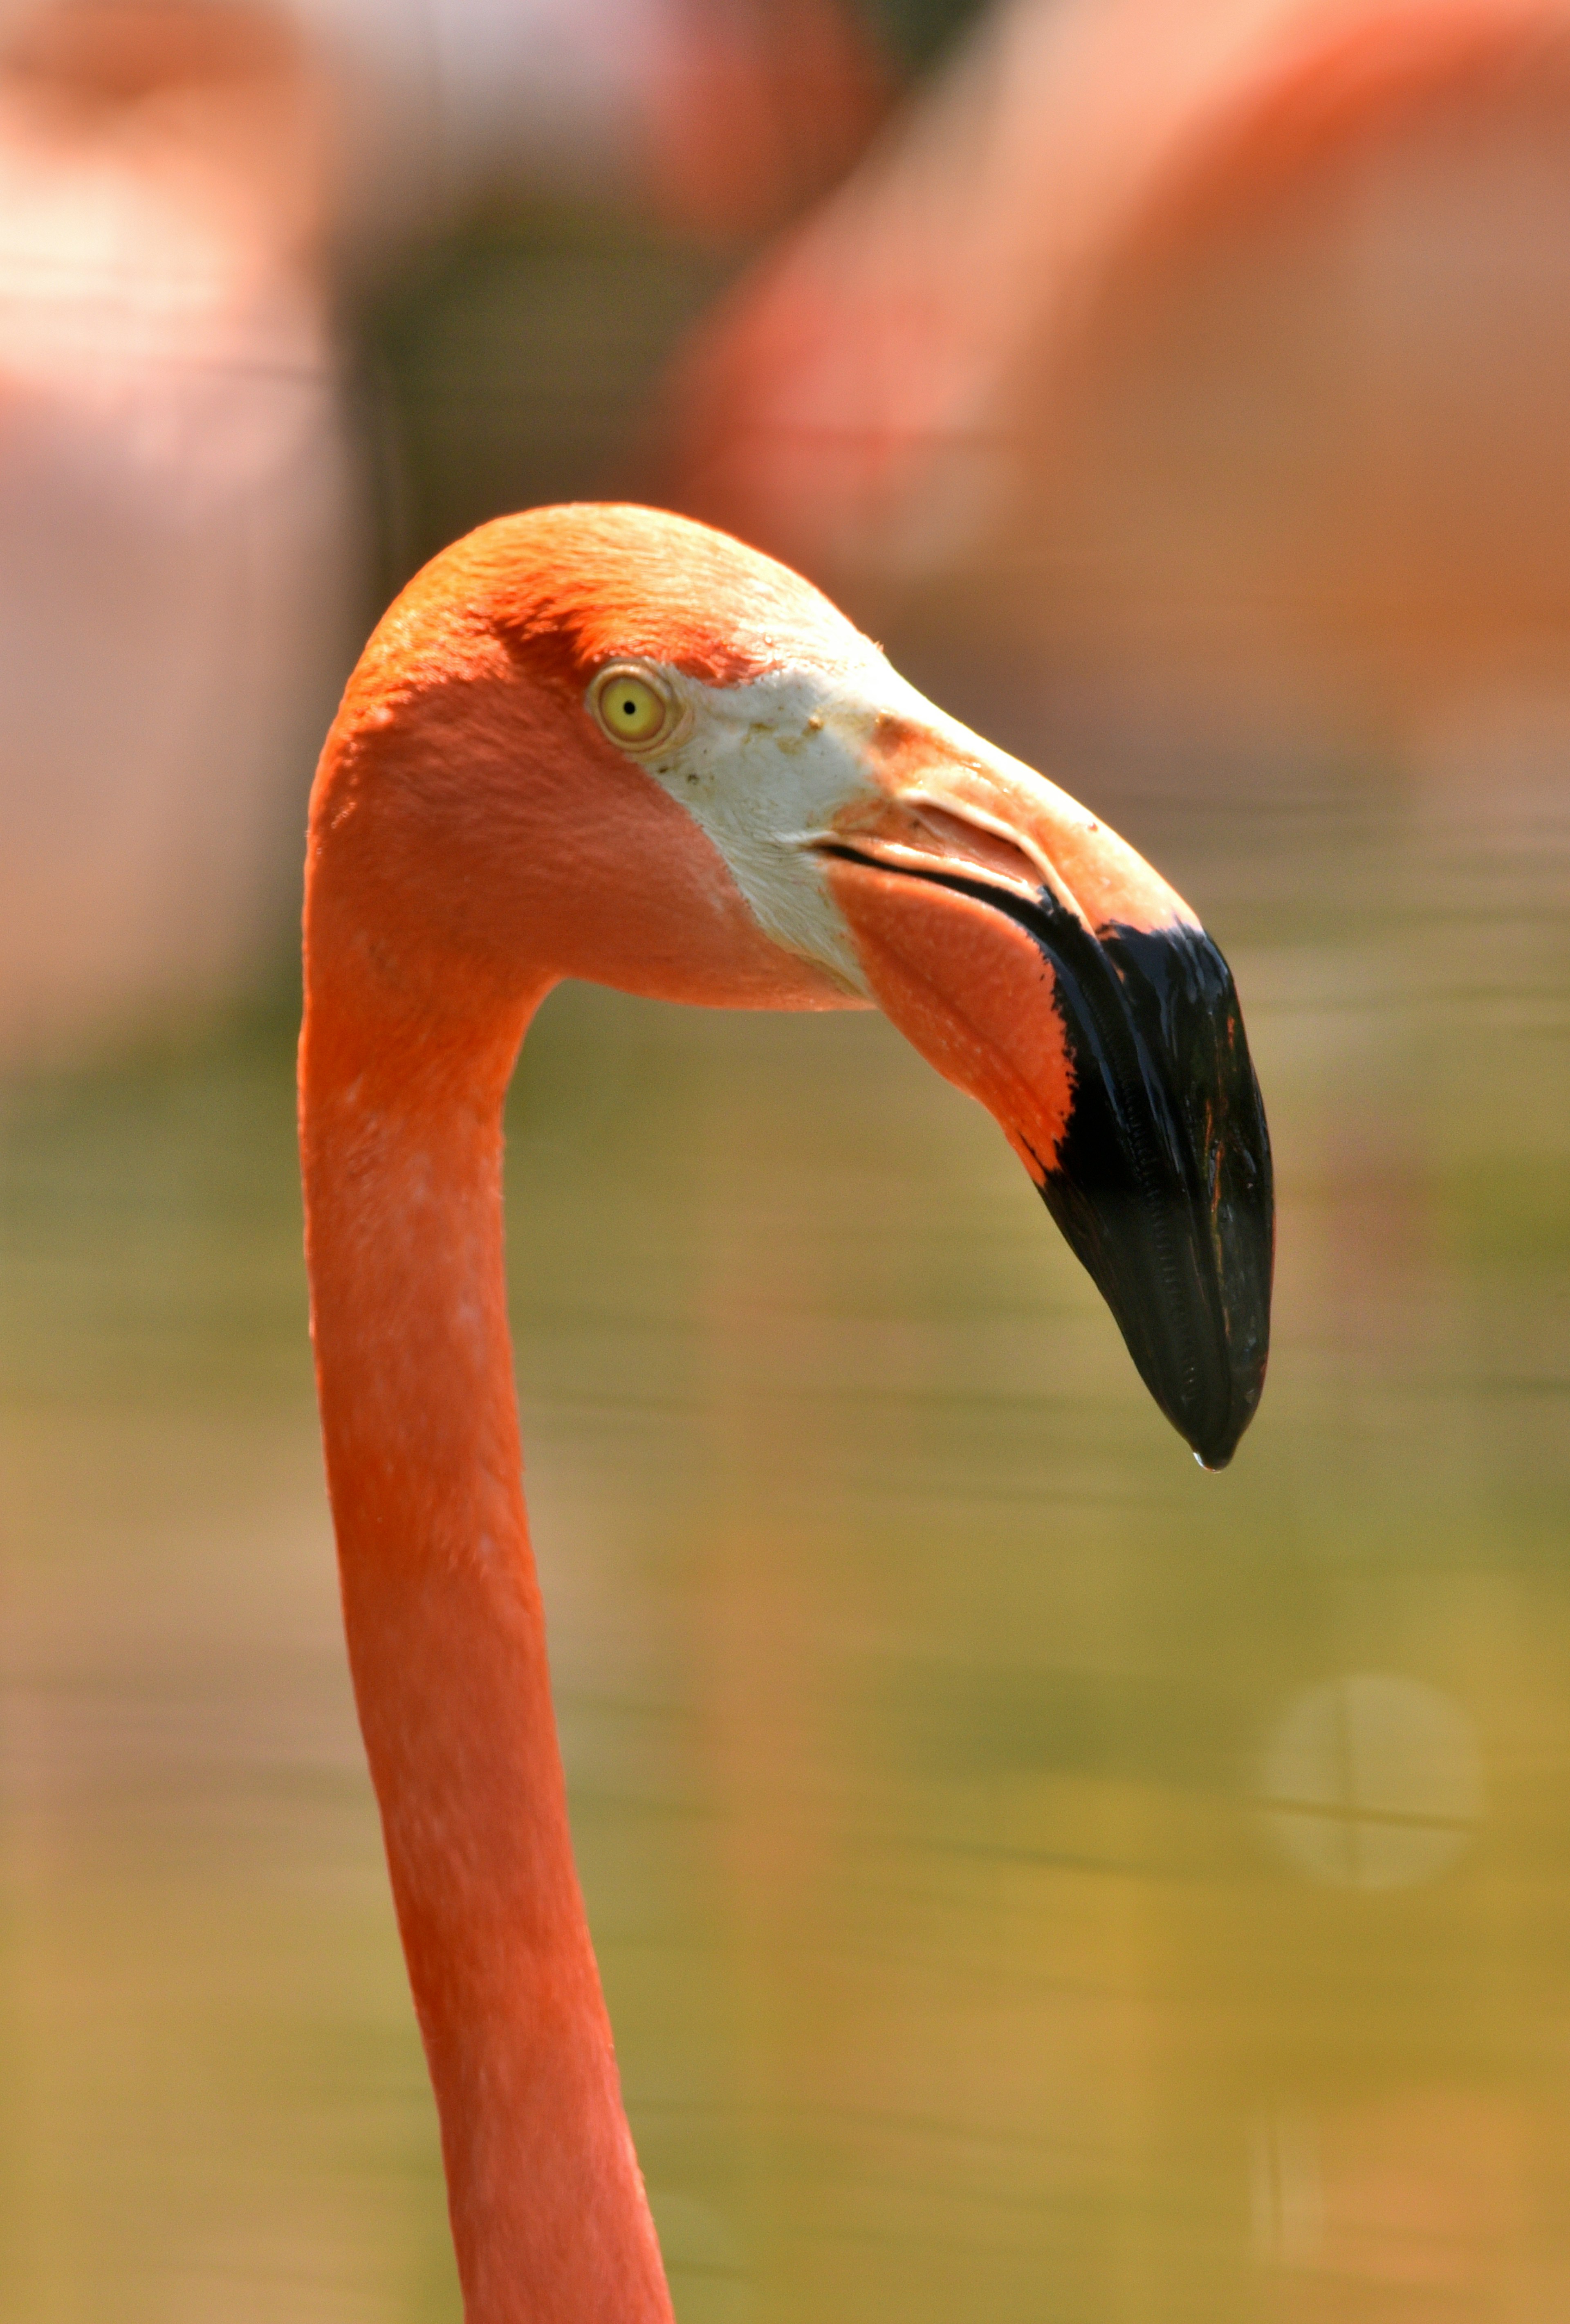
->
1151, 1337, 1267, 1474
1030, 914, 1274, 1476
1186, 1393, 1254, 1474
1039, 1152, 1272, 1477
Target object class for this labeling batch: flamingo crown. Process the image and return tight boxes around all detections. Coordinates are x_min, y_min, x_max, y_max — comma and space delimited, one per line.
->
300, 503, 1272, 2322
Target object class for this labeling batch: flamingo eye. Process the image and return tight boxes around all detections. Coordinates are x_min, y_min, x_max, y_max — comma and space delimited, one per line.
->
592, 666, 675, 749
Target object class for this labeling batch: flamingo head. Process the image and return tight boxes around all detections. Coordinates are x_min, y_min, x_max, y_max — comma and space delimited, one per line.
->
310, 503, 1273, 1468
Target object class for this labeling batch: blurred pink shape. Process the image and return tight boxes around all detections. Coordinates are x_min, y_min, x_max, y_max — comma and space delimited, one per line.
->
667, 0, 1570, 739
643, 0, 888, 239
310, 0, 889, 268
0, 2, 355, 1061
0, 0, 889, 1060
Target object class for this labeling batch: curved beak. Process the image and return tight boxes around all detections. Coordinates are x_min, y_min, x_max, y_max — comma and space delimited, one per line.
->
820, 737, 1273, 1469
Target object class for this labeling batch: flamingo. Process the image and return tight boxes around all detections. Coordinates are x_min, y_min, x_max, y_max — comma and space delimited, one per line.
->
298, 501, 1273, 2322
0, 0, 352, 1060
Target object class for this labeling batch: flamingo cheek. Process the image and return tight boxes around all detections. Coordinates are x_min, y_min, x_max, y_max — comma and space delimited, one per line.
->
825, 857, 1075, 1181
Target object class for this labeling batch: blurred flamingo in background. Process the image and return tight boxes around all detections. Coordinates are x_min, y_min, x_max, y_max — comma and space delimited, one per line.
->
0, 0, 354, 1060
300, 501, 1272, 2320
313, 0, 889, 267
0, 0, 886, 1063
667, 0, 1570, 768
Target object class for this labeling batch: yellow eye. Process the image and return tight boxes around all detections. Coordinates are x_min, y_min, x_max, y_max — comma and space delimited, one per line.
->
593, 667, 673, 748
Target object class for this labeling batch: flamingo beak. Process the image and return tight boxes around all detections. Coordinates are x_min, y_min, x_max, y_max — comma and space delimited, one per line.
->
819, 750, 1273, 1469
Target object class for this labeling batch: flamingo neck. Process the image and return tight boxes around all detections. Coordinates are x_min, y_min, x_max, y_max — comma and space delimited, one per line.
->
299, 960, 673, 2324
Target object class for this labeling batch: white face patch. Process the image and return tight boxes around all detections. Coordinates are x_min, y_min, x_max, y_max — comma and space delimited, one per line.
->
612, 653, 947, 996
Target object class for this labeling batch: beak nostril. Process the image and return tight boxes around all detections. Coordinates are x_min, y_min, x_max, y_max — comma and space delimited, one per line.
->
908, 806, 1041, 890
824, 801, 1050, 901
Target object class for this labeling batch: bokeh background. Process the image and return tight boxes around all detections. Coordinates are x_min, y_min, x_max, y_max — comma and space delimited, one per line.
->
5, 0, 1570, 2316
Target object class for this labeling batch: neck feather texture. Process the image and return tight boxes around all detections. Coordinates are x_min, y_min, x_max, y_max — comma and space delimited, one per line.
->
299, 950, 673, 2324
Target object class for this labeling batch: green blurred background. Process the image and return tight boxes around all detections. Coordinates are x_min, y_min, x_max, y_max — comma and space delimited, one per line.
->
8, 716, 1570, 2320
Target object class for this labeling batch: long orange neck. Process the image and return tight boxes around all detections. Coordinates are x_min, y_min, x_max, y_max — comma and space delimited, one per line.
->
299, 931, 673, 2324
